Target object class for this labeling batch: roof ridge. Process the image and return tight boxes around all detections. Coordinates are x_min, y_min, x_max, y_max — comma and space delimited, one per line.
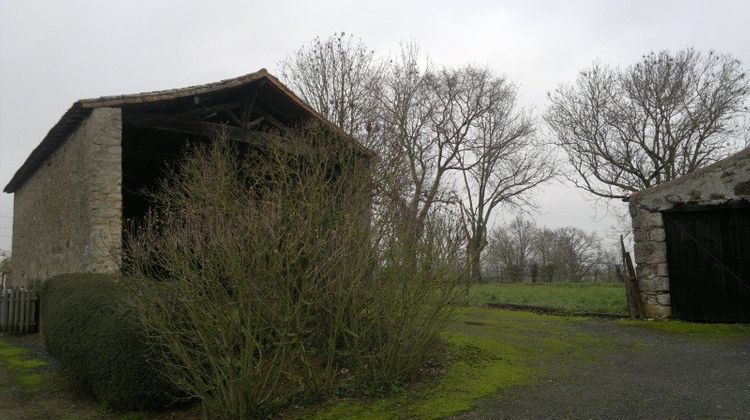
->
79, 68, 269, 108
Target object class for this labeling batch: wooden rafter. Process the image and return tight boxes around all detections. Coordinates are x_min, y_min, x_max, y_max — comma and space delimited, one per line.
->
124, 112, 296, 153
252, 106, 287, 131
240, 88, 260, 128
176, 98, 247, 120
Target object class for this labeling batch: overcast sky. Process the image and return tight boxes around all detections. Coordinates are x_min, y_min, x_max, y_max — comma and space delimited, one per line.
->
1, 0, 749, 251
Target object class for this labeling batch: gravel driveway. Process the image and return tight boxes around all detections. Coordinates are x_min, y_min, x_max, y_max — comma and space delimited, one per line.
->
459, 318, 750, 419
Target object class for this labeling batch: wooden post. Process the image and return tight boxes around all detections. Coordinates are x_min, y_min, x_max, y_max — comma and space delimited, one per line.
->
20, 289, 27, 334
23, 290, 30, 334
621, 235, 643, 319
0, 290, 6, 332
10, 289, 16, 333
28, 291, 35, 334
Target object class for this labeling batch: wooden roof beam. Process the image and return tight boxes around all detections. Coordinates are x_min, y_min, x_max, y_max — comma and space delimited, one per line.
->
124, 112, 296, 153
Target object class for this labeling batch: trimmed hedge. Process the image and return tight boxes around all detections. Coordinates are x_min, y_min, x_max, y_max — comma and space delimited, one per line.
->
40, 273, 177, 411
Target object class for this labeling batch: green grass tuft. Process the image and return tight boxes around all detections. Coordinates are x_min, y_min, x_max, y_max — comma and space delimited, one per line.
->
0, 338, 48, 390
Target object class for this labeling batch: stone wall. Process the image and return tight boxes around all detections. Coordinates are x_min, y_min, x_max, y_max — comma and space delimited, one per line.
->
11, 107, 122, 287
628, 147, 750, 318
629, 207, 671, 318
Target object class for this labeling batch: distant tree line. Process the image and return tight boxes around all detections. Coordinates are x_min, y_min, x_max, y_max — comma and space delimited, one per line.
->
483, 216, 621, 283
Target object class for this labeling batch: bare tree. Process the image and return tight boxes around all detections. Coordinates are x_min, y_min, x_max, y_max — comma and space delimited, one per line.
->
533, 227, 558, 282
0, 249, 9, 272
457, 78, 554, 283
280, 36, 552, 272
278, 32, 383, 145
380, 54, 503, 241
593, 246, 622, 283
554, 227, 601, 281
375, 44, 435, 226
485, 216, 537, 282
280, 39, 478, 246
0, 249, 9, 289
741, 114, 750, 148
546, 48, 749, 200
484, 226, 516, 281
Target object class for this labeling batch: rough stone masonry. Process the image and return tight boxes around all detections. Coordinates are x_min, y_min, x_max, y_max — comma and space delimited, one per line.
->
11, 108, 122, 287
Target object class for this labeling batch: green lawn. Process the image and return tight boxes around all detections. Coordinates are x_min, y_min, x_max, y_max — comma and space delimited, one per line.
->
467, 282, 628, 315
305, 307, 608, 419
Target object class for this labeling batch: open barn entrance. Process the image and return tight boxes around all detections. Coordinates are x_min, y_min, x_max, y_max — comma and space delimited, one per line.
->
663, 205, 750, 323
119, 76, 311, 240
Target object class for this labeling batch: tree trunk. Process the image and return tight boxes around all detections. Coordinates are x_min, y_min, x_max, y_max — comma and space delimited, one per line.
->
465, 234, 485, 293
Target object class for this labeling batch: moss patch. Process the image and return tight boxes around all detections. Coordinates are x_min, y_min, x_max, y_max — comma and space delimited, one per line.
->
306, 307, 611, 419
0, 338, 48, 391
618, 319, 750, 338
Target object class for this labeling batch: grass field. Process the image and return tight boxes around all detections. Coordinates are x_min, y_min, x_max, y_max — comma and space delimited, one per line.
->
467, 282, 628, 315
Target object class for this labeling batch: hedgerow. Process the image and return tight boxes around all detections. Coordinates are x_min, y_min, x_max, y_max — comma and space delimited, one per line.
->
40, 273, 177, 411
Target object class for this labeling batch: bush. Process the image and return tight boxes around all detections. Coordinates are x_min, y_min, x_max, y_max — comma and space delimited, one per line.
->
122, 131, 463, 417
40, 273, 177, 411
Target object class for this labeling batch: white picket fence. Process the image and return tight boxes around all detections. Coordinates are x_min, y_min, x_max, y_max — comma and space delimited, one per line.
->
0, 288, 38, 334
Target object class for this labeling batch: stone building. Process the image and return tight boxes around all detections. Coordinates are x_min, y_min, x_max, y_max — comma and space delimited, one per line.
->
4, 69, 370, 287
626, 148, 750, 322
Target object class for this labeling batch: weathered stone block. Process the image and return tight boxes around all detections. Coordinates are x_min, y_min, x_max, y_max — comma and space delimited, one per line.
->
642, 292, 659, 305
632, 209, 663, 230
639, 276, 669, 292
654, 263, 669, 277
648, 228, 666, 242
633, 227, 648, 243
633, 241, 667, 265
656, 293, 671, 306
643, 303, 671, 319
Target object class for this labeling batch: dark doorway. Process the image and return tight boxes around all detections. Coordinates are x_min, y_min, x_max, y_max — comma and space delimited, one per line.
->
663, 205, 750, 323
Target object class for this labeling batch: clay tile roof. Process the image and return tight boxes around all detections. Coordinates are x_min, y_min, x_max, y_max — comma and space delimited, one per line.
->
4, 69, 373, 193
77, 69, 270, 109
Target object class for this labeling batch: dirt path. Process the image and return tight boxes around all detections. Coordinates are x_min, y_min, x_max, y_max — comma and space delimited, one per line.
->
459, 319, 750, 419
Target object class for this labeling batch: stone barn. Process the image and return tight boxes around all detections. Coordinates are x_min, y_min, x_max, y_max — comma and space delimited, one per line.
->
4, 69, 370, 287
627, 148, 750, 322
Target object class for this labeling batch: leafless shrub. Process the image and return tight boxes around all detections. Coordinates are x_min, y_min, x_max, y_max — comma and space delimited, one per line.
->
122, 128, 461, 418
